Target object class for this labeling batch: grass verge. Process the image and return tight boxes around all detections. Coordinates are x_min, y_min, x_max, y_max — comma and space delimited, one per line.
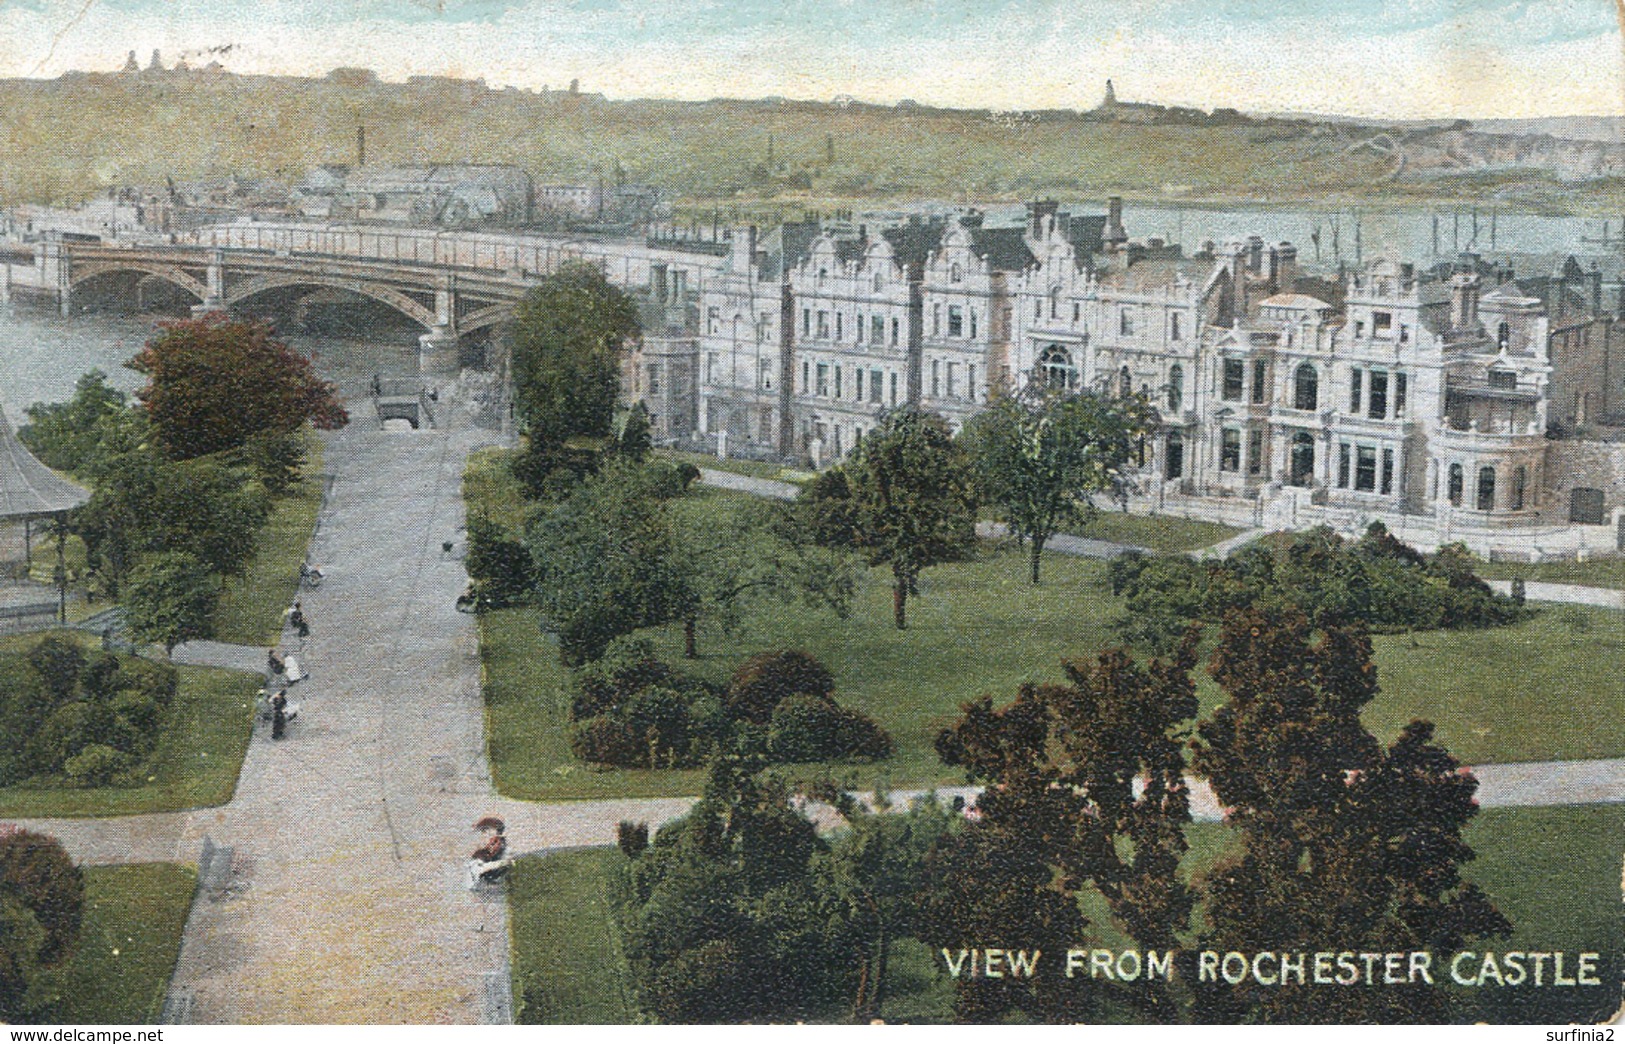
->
1474, 555, 1625, 591
1074, 510, 1243, 553
0, 644, 258, 817
212, 435, 325, 646
509, 849, 638, 1024
52, 863, 195, 1024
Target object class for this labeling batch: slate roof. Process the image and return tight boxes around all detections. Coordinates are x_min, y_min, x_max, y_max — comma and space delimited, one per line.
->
0, 406, 89, 518
969, 225, 1036, 272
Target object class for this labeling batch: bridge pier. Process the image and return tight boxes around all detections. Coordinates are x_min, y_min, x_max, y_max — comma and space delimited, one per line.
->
192, 253, 228, 317
419, 328, 460, 376
191, 298, 229, 318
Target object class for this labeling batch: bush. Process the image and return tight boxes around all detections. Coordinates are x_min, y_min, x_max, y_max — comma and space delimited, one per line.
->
571, 715, 647, 767
62, 744, 128, 787
113, 656, 178, 707
725, 650, 836, 726
465, 514, 534, 610
617, 820, 649, 859
768, 694, 893, 763
0, 826, 85, 970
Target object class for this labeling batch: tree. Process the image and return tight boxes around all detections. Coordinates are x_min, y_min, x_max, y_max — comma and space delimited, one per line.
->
525, 460, 689, 665
18, 370, 130, 474
0, 827, 84, 1021
121, 551, 219, 655
672, 499, 858, 658
801, 407, 977, 629
925, 633, 1201, 1023
1191, 609, 1510, 1023
963, 384, 1153, 583
128, 315, 347, 461
510, 260, 640, 484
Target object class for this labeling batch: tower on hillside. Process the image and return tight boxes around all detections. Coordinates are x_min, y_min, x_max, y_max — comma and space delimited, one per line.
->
121, 50, 139, 74
1102, 79, 1117, 108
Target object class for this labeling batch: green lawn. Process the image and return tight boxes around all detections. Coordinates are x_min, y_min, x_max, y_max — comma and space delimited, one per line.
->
506, 805, 1624, 1025
509, 849, 639, 1025
213, 436, 326, 646
656, 449, 800, 483
1475, 555, 1625, 591
1074, 511, 1243, 553
0, 639, 259, 817
48, 863, 195, 1024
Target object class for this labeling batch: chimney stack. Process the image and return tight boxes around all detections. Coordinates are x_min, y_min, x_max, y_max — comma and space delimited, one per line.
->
1269, 243, 1299, 294
1028, 199, 1060, 240
1247, 235, 1264, 274
1105, 196, 1127, 248
1450, 272, 1482, 331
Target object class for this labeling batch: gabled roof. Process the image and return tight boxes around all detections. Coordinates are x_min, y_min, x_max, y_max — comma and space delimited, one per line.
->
969, 226, 1036, 272
0, 406, 89, 519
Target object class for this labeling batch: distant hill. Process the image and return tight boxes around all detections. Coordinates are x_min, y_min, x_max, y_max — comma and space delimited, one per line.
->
1467, 117, 1625, 143
0, 68, 1619, 212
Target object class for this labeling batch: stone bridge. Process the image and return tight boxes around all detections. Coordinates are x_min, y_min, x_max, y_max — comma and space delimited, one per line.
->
1, 223, 727, 374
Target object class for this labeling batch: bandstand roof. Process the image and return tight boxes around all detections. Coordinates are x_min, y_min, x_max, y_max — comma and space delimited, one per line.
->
0, 405, 90, 519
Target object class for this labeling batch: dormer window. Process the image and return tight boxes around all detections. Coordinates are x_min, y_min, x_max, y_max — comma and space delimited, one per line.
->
950, 263, 962, 283
873, 271, 884, 291
818, 267, 828, 286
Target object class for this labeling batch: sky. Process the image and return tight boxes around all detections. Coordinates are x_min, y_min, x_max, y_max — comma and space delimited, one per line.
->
0, 0, 1622, 120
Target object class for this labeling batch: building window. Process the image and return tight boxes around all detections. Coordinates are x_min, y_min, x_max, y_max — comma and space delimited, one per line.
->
1221, 429, 1241, 472
802, 308, 811, 336
1049, 288, 1060, 319
1294, 363, 1318, 411
1290, 432, 1315, 487
1251, 359, 1268, 404
1039, 345, 1077, 390
931, 359, 941, 397
1350, 367, 1363, 413
707, 307, 720, 334
970, 309, 978, 339
647, 364, 661, 396
1222, 358, 1245, 401
1165, 432, 1185, 479
1368, 370, 1388, 419
817, 311, 830, 339
1448, 463, 1464, 507
870, 368, 883, 403
1355, 445, 1377, 492
932, 304, 941, 336
873, 271, 884, 291
706, 353, 717, 383
834, 365, 843, 399
1497, 321, 1510, 349
1381, 448, 1395, 495
760, 359, 773, 390
947, 362, 958, 399
1338, 443, 1350, 488
950, 263, 962, 283
890, 371, 898, 405
1512, 465, 1527, 510
855, 368, 864, 401
968, 364, 977, 402
855, 313, 865, 343
1395, 372, 1407, 416
1072, 302, 1081, 324
1248, 429, 1264, 475
1354, 319, 1365, 338
1488, 369, 1516, 391
1167, 364, 1184, 412
1373, 311, 1392, 337
1170, 312, 1182, 341
871, 315, 885, 343
802, 360, 810, 392
836, 312, 843, 340
948, 306, 964, 337
816, 363, 829, 397
891, 318, 899, 346
1120, 310, 1135, 336
1477, 466, 1496, 511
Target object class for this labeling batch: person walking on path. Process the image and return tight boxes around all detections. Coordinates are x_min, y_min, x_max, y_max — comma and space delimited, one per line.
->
288, 601, 310, 639
271, 689, 289, 740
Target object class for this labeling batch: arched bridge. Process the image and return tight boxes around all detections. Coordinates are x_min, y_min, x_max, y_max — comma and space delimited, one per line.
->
5, 223, 727, 375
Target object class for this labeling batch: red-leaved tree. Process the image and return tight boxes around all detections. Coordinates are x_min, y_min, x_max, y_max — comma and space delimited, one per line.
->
130, 315, 348, 461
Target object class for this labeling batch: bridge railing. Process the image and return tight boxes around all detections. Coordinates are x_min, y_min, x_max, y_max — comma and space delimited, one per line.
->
181, 223, 726, 294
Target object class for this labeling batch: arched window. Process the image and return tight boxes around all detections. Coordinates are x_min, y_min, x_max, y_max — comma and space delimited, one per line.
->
1167, 364, 1184, 412
1512, 465, 1527, 511
1477, 466, 1496, 511
1165, 432, 1184, 479
818, 267, 828, 286
1039, 345, 1076, 390
1448, 463, 1464, 506
1048, 287, 1060, 320
950, 263, 962, 283
1289, 432, 1315, 487
872, 271, 884, 291
1293, 363, 1318, 411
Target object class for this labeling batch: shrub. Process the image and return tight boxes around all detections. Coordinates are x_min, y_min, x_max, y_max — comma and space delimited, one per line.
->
570, 716, 646, 767
62, 744, 128, 787
768, 695, 893, 763
0, 827, 85, 965
26, 703, 97, 777
617, 820, 650, 859
725, 650, 836, 725
464, 514, 534, 609
113, 655, 178, 707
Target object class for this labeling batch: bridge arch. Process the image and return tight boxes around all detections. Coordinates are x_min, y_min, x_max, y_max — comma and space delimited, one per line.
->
225, 273, 439, 330
459, 302, 515, 335
68, 262, 208, 302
